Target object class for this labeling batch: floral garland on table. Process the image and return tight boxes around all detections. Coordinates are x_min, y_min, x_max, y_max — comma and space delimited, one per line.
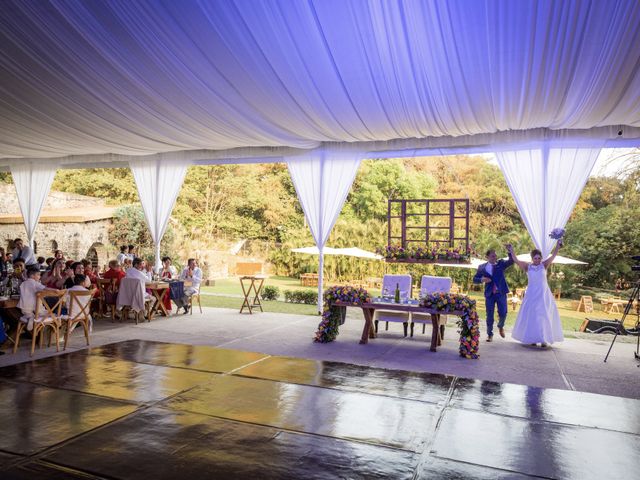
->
419, 292, 480, 359
314, 286, 371, 343
377, 244, 474, 263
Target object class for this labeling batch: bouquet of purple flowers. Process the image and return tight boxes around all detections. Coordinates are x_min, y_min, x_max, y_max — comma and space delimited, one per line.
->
549, 228, 565, 240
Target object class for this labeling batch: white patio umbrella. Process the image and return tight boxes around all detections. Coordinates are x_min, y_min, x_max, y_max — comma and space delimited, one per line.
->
291, 246, 383, 259
434, 258, 485, 269
510, 253, 588, 265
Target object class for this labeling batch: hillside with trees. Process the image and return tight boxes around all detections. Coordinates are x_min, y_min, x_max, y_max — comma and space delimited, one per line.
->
7, 152, 638, 295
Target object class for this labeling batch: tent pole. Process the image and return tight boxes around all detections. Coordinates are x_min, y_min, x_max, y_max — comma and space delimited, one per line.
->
318, 248, 324, 314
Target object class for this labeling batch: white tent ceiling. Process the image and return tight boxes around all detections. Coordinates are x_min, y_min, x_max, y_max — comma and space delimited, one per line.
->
1, 0, 640, 167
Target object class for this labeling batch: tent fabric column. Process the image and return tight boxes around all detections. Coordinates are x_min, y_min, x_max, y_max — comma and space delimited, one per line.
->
496, 145, 602, 257
286, 148, 362, 312
10, 161, 58, 249
130, 158, 188, 271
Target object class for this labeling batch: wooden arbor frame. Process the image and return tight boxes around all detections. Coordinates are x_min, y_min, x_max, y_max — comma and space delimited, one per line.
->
387, 198, 470, 254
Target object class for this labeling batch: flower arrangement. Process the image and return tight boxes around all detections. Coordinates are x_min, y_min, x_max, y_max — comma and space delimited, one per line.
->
314, 286, 371, 343
419, 292, 480, 359
549, 228, 565, 240
377, 244, 474, 263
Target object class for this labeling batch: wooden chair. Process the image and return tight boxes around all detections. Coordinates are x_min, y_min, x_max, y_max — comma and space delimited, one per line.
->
411, 275, 451, 338
188, 291, 202, 314
374, 275, 412, 336
97, 278, 118, 321
13, 289, 66, 356
62, 289, 96, 350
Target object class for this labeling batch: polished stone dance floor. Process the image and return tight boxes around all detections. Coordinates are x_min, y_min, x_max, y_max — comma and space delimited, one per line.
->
1, 340, 639, 479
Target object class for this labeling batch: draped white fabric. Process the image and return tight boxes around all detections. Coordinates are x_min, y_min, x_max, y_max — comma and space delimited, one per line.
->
10, 162, 57, 248
130, 158, 188, 271
497, 147, 601, 257
287, 149, 362, 311
0, 0, 639, 166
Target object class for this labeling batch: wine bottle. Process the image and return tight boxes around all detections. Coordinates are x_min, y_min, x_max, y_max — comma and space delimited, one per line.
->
394, 283, 400, 303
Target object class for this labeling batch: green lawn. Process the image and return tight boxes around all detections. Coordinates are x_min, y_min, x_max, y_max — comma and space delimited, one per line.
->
201, 276, 623, 333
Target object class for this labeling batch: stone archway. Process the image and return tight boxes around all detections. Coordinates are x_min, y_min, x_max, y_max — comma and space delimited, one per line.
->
86, 242, 108, 270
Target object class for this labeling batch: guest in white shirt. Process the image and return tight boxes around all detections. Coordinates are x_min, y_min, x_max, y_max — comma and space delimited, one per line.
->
126, 257, 150, 281
176, 258, 202, 313
127, 245, 136, 261
17, 266, 47, 330
116, 246, 128, 265
11, 238, 37, 266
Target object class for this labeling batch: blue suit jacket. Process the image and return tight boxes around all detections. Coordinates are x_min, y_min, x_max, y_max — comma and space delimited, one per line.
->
473, 258, 514, 297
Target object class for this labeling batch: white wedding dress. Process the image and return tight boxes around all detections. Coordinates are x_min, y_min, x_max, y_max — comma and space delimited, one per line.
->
512, 264, 564, 345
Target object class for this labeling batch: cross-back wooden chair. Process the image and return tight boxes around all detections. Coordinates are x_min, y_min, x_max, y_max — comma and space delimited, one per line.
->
13, 289, 66, 356
97, 278, 118, 321
62, 289, 96, 350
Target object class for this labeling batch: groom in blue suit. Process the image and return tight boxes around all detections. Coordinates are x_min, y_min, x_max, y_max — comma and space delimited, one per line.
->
473, 247, 514, 342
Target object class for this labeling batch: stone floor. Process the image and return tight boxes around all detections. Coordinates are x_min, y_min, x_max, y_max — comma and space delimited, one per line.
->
2, 306, 638, 399
1, 338, 639, 479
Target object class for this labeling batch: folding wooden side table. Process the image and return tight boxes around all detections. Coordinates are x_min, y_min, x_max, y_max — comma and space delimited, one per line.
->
240, 275, 265, 313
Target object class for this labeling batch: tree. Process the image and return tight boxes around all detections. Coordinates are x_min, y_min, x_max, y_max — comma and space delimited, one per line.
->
346, 159, 438, 221
108, 205, 175, 261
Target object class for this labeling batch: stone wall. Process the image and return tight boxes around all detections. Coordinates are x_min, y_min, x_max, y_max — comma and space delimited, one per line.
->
0, 219, 116, 267
0, 184, 105, 214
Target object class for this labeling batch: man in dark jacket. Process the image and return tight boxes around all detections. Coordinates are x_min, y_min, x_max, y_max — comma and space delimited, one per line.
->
473, 246, 514, 342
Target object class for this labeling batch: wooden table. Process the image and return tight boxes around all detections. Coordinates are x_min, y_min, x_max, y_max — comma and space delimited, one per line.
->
0, 297, 19, 309
300, 273, 319, 287
336, 301, 463, 352
240, 276, 265, 314
145, 282, 171, 319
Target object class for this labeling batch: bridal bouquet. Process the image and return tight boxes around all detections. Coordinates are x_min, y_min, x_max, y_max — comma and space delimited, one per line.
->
549, 228, 565, 240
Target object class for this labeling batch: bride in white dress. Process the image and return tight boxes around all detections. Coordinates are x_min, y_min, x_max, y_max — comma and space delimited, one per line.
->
507, 242, 564, 347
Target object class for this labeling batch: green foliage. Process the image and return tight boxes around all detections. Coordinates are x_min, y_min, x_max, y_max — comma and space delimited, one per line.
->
261, 285, 280, 301
33, 151, 640, 293
53, 168, 138, 204
346, 159, 438, 221
108, 204, 175, 259
284, 289, 317, 304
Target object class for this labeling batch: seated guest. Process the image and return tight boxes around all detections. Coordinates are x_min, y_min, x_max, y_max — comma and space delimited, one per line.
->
122, 258, 133, 271
126, 257, 150, 281
160, 257, 177, 279
12, 259, 27, 282
64, 262, 91, 289
159, 257, 176, 311
42, 259, 66, 289
45, 257, 54, 268
17, 266, 47, 331
176, 258, 202, 313
65, 259, 74, 270
0, 247, 7, 280
37, 256, 47, 271
11, 238, 37, 266
81, 259, 98, 284
103, 260, 126, 286
144, 262, 154, 281
116, 245, 128, 265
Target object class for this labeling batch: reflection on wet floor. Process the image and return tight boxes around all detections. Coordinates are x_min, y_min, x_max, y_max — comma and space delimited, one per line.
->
0, 339, 638, 479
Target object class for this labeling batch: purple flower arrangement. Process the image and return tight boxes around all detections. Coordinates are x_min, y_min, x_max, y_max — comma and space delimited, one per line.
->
314, 286, 371, 343
419, 292, 480, 359
377, 244, 474, 263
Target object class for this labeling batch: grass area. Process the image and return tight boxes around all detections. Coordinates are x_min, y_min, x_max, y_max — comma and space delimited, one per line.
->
201, 276, 625, 332
199, 293, 317, 315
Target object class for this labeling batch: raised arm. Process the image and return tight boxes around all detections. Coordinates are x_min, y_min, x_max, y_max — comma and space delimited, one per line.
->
543, 239, 563, 269
506, 244, 528, 271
